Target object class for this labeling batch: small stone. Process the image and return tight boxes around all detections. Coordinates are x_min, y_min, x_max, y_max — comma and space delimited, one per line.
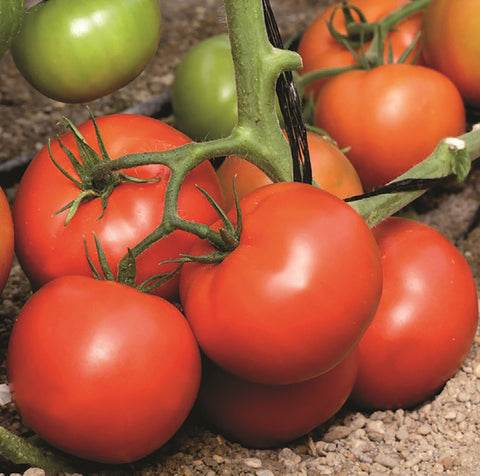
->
395, 427, 409, 441
245, 457, 263, 469
365, 420, 386, 441
417, 423, 431, 435
375, 453, 399, 469
323, 425, 352, 442
444, 410, 457, 420
212, 454, 224, 464
473, 364, 480, 378
256, 471, 275, 476
457, 392, 470, 402
24, 471, 46, 476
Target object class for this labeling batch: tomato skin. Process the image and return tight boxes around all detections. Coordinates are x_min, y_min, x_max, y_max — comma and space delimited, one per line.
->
7, 275, 201, 463
0, 187, 14, 294
314, 63, 466, 191
11, 0, 161, 103
297, 0, 424, 100
180, 182, 383, 385
216, 131, 364, 211
351, 217, 478, 410
13, 114, 223, 301
172, 34, 238, 141
422, 0, 480, 106
198, 349, 358, 448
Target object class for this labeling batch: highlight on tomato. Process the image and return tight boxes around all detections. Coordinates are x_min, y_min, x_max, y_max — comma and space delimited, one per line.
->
297, 0, 424, 100
351, 217, 479, 410
7, 275, 201, 464
198, 349, 358, 448
13, 114, 224, 301
11, 0, 162, 103
314, 63, 466, 191
422, 0, 480, 106
216, 130, 364, 211
180, 181, 383, 385
0, 186, 14, 295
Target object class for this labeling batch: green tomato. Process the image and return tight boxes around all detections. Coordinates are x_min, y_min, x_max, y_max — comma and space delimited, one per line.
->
172, 34, 238, 141
0, 0, 24, 59
11, 0, 161, 103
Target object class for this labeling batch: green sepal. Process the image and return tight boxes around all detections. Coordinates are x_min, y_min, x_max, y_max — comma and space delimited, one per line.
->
116, 248, 137, 288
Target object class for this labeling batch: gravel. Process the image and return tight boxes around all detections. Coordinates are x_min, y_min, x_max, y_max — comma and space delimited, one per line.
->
1, 0, 480, 475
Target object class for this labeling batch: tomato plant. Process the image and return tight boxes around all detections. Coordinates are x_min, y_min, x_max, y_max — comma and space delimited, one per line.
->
351, 217, 478, 410
422, 0, 480, 106
180, 181, 382, 385
314, 63, 466, 191
216, 130, 363, 211
172, 34, 238, 141
0, 186, 14, 295
11, 0, 161, 103
297, 0, 424, 100
7, 275, 201, 464
198, 349, 358, 448
13, 114, 223, 301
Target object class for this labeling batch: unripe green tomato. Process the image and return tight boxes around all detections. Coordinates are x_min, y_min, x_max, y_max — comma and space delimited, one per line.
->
172, 34, 238, 141
11, 0, 161, 103
172, 34, 283, 141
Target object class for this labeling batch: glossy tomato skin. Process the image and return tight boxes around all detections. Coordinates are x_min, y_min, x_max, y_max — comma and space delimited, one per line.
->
198, 349, 358, 448
0, 187, 14, 294
297, 0, 424, 100
216, 131, 363, 211
13, 114, 223, 301
7, 275, 201, 463
172, 34, 237, 141
180, 182, 383, 385
314, 63, 466, 191
422, 0, 480, 106
351, 218, 478, 410
11, 0, 161, 103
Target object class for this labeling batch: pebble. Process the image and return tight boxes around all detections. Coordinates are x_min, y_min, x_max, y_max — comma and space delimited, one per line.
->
245, 457, 263, 469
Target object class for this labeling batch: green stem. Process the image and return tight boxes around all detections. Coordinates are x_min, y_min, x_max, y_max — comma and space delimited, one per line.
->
350, 127, 480, 228
0, 426, 81, 472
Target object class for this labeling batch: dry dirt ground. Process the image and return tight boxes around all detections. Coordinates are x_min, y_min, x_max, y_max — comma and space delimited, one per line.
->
2, 1, 480, 475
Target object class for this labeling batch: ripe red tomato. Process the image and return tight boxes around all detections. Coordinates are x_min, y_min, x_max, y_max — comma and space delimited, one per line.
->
422, 0, 480, 106
216, 131, 363, 211
7, 275, 201, 463
198, 350, 358, 448
297, 0, 424, 100
0, 186, 14, 294
180, 182, 383, 385
351, 217, 478, 410
13, 114, 223, 301
314, 63, 466, 191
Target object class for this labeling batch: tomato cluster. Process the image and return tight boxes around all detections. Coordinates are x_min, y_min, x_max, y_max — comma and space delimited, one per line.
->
1, 0, 479, 468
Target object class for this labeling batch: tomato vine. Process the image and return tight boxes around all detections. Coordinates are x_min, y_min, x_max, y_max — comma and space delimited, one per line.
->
3, 0, 480, 470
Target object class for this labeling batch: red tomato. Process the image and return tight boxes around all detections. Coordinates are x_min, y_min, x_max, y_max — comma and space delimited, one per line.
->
13, 114, 223, 301
7, 275, 201, 463
198, 350, 358, 448
216, 131, 363, 211
180, 182, 383, 385
422, 0, 480, 106
314, 63, 466, 191
297, 0, 424, 100
351, 217, 478, 410
0, 187, 14, 294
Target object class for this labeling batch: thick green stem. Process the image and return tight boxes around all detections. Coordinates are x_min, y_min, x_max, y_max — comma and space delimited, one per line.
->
0, 426, 80, 472
350, 127, 480, 228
